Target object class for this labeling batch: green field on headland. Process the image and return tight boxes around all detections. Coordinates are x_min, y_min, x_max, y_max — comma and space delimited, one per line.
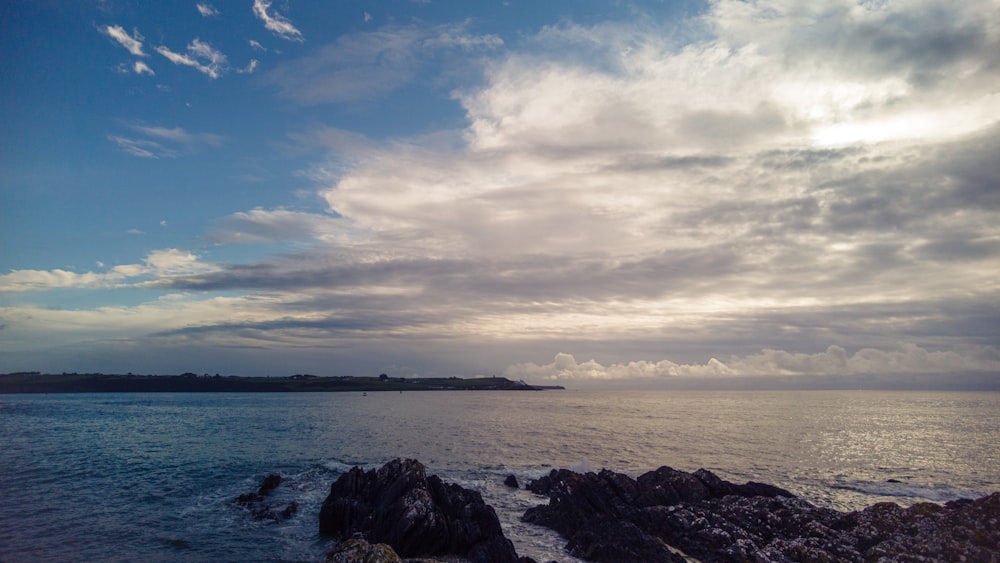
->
0, 372, 564, 393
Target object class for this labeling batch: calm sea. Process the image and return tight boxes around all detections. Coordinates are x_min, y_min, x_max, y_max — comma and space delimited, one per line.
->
1, 390, 998, 562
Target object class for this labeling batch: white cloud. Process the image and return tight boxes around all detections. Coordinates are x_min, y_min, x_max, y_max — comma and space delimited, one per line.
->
143, 249, 210, 275
210, 208, 346, 245
504, 345, 1000, 380
238, 59, 259, 74
0, 269, 123, 292
422, 30, 503, 49
156, 39, 228, 79
133, 61, 155, 75
253, 0, 304, 42
0, 249, 216, 292
249, 39, 266, 51
129, 123, 223, 146
108, 135, 176, 158
101, 25, 146, 57
109, 123, 222, 158
364, 12, 373, 24
196, 3, 219, 17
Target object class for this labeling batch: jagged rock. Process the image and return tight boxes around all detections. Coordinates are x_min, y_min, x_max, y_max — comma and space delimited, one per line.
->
234, 473, 299, 521
319, 458, 520, 563
524, 466, 1000, 562
504, 474, 519, 489
325, 538, 401, 563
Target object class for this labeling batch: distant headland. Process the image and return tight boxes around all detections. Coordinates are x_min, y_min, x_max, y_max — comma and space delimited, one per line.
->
0, 372, 564, 394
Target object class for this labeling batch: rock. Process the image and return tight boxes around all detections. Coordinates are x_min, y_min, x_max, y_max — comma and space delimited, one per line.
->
235, 473, 298, 521
319, 458, 520, 563
523, 465, 1000, 563
524, 468, 642, 538
566, 517, 686, 562
504, 474, 519, 489
258, 473, 282, 495
325, 538, 401, 563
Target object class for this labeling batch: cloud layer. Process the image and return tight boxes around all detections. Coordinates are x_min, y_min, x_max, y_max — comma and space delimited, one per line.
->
5, 0, 999, 381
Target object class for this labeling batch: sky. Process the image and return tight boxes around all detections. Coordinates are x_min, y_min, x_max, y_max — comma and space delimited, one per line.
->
1, 0, 999, 386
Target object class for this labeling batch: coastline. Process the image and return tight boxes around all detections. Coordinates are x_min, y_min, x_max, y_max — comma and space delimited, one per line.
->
0, 372, 565, 394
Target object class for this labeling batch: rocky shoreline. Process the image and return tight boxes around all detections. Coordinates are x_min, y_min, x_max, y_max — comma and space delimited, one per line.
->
310, 459, 1000, 562
521, 466, 999, 562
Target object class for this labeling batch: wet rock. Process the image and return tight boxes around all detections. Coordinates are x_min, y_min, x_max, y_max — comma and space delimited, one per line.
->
524, 465, 1000, 563
234, 473, 299, 521
319, 458, 520, 563
257, 473, 282, 495
504, 474, 519, 489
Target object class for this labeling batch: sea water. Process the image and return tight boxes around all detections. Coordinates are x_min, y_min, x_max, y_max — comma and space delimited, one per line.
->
1, 390, 998, 562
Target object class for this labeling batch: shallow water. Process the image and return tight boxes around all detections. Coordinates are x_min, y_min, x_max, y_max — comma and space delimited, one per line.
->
1, 390, 998, 561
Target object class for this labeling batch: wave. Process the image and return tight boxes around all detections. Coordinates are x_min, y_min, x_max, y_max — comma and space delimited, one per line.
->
830, 479, 987, 503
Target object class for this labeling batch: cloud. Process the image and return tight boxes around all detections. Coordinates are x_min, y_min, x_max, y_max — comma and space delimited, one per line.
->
249, 39, 266, 51
108, 122, 222, 158
13, 0, 998, 380
264, 22, 506, 104
238, 59, 259, 74
253, 0, 304, 42
503, 345, 1000, 380
196, 3, 219, 17
0, 269, 126, 292
422, 29, 503, 50
156, 39, 228, 78
101, 25, 147, 57
209, 208, 345, 244
108, 135, 177, 158
130, 123, 223, 146
142, 249, 212, 275
262, 2, 994, 372
0, 249, 215, 292
0, 249, 216, 292
133, 61, 155, 75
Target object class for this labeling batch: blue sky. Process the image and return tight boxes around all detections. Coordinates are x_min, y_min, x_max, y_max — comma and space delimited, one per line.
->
2, 0, 999, 384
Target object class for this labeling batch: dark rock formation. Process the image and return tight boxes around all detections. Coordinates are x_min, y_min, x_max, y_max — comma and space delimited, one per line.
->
525, 466, 1000, 562
325, 538, 402, 563
319, 458, 520, 563
235, 473, 298, 521
504, 474, 519, 489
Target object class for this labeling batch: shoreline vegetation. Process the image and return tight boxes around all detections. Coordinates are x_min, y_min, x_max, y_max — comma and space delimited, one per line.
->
0, 372, 565, 394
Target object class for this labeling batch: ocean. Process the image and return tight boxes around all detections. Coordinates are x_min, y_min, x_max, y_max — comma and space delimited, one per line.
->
1, 390, 998, 562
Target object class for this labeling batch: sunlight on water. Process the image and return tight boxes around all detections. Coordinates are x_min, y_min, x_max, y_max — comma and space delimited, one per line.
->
1, 390, 997, 561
